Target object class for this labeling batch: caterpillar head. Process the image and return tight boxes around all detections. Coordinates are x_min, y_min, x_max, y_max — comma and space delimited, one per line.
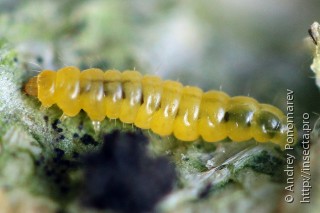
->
24, 76, 38, 97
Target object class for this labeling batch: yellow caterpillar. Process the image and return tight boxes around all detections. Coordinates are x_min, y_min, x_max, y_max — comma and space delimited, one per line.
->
24, 66, 294, 148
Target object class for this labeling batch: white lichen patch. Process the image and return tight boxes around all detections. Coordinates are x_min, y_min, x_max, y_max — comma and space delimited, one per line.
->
310, 51, 320, 88
157, 142, 284, 213
0, 44, 55, 148
2, 126, 42, 156
309, 22, 320, 89
0, 188, 58, 213
0, 151, 35, 186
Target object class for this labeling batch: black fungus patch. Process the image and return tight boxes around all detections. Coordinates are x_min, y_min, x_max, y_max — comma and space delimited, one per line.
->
35, 155, 45, 166
73, 133, 79, 139
245, 150, 285, 180
198, 183, 212, 199
51, 119, 61, 130
72, 151, 80, 159
81, 131, 176, 213
44, 115, 49, 123
51, 119, 64, 133
58, 135, 65, 140
80, 134, 98, 146
34, 148, 80, 205
54, 148, 65, 159
56, 128, 63, 133
78, 122, 84, 131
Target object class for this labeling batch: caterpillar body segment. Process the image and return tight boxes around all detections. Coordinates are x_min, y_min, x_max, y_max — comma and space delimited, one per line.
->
104, 70, 122, 119
119, 71, 143, 123
134, 75, 162, 129
24, 66, 294, 148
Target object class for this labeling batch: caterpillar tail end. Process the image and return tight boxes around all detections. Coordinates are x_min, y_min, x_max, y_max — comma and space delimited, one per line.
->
24, 76, 38, 97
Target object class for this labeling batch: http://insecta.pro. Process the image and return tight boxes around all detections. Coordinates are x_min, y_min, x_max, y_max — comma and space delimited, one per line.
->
24, 66, 296, 148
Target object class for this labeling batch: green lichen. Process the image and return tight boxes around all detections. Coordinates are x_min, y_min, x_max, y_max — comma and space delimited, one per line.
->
162, 168, 283, 213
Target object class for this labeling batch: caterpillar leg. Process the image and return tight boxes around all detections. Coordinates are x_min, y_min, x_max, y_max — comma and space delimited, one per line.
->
39, 105, 47, 112
92, 121, 101, 133
59, 113, 69, 122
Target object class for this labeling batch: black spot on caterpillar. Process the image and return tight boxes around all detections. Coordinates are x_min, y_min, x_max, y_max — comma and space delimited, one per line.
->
24, 66, 296, 148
